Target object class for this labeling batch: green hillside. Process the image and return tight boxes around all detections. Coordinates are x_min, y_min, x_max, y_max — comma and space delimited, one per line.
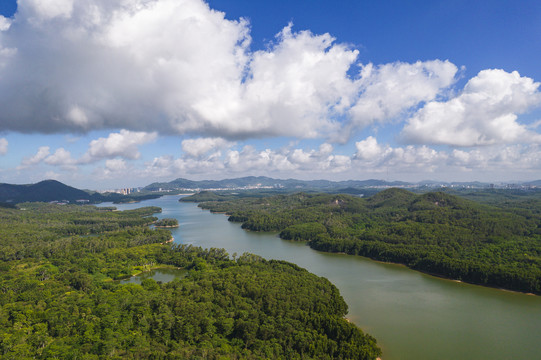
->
0, 180, 91, 203
195, 189, 541, 294
0, 180, 160, 204
0, 203, 380, 359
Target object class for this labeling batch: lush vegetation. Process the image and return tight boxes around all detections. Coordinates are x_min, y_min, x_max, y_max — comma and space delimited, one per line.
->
154, 218, 179, 227
0, 203, 380, 359
191, 189, 541, 294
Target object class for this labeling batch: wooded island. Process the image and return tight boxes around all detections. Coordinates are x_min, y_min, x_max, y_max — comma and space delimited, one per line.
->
154, 218, 179, 227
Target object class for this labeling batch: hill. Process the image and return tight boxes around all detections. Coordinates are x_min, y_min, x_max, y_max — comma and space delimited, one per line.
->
0, 180, 161, 204
193, 189, 541, 294
0, 180, 92, 203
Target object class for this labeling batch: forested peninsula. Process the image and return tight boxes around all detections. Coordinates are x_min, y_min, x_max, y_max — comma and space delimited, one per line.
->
184, 189, 541, 294
0, 203, 380, 359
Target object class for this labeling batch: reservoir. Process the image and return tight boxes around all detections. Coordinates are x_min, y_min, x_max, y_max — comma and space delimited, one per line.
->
109, 195, 541, 360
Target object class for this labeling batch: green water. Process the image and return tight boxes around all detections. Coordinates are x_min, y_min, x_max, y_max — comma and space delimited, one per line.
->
119, 267, 187, 285
108, 195, 541, 360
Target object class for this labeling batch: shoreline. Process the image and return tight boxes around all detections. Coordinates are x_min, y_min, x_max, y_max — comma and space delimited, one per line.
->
200, 206, 540, 296
321, 249, 539, 297
161, 237, 174, 244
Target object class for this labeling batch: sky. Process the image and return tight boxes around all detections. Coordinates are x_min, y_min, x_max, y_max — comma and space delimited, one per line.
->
0, 0, 540, 189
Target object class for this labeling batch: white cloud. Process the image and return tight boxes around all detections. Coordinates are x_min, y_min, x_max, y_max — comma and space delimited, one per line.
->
449, 145, 541, 171
20, 146, 50, 167
402, 69, 541, 146
144, 154, 226, 179
146, 142, 352, 179
354, 136, 447, 173
44, 148, 77, 168
0, 16, 11, 31
0, 0, 462, 142
105, 158, 127, 172
81, 129, 157, 162
16, 130, 156, 170
207, 24, 359, 139
349, 60, 458, 129
15, 137, 535, 186
16, 130, 157, 172
0, 138, 7, 155
181, 137, 234, 158
0, 0, 252, 135
93, 158, 131, 179
354, 136, 382, 160
351, 136, 541, 179
66, 106, 89, 128
43, 171, 61, 180
287, 143, 350, 172
20, 0, 74, 21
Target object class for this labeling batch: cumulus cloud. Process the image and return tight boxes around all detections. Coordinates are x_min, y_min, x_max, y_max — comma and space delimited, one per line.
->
0, 0, 251, 134
402, 69, 541, 146
0, 138, 7, 155
105, 158, 127, 172
20, 0, 74, 21
146, 142, 352, 180
354, 136, 382, 160
351, 136, 541, 179
181, 137, 234, 158
210, 24, 360, 139
449, 144, 541, 172
80, 129, 157, 162
16, 130, 156, 171
0, 16, 11, 31
20, 146, 50, 167
44, 148, 77, 168
286, 143, 350, 172
43, 170, 61, 180
17, 146, 77, 171
349, 60, 458, 128
93, 158, 131, 179
0, 0, 460, 141
354, 136, 447, 173
150, 137, 497, 180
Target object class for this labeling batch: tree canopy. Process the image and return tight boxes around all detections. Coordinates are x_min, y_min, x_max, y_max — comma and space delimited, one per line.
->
0, 202, 381, 359
196, 189, 541, 294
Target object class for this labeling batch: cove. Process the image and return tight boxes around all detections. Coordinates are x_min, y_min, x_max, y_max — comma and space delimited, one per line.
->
106, 195, 541, 360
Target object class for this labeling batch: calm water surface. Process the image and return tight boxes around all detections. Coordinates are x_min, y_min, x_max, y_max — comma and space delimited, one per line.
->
107, 195, 541, 360
120, 268, 187, 285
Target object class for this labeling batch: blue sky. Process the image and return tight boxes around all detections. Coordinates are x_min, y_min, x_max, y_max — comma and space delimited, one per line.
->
0, 0, 540, 189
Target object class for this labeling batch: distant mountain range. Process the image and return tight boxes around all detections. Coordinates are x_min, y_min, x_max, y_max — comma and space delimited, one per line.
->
144, 176, 412, 191
144, 176, 541, 192
1, 177, 540, 204
523, 180, 541, 187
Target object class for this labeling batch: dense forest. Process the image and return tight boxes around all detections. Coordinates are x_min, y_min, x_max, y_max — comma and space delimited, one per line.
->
0, 203, 380, 359
186, 189, 541, 294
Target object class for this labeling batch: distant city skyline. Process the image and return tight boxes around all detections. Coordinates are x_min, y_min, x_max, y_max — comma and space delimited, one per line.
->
0, 0, 540, 189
